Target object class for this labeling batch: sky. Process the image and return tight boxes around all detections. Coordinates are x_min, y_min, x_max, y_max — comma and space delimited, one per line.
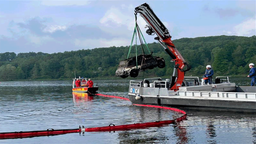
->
0, 0, 255, 54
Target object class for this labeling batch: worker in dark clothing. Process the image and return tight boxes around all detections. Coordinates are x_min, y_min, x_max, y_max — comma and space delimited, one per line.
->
203, 65, 214, 84
247, 63, 256, 86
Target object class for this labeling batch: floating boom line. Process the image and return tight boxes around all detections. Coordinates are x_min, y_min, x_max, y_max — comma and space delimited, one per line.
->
0, 93, 186, 139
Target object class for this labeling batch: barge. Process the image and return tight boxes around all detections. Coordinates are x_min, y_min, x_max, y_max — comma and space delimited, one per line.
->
126, 3, 256, 112
128, 76, 256, 112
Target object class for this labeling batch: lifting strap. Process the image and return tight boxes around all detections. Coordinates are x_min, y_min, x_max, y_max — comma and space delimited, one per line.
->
136, 22, 151, 55
127, 15, 151, 69
127, 23, 137, 59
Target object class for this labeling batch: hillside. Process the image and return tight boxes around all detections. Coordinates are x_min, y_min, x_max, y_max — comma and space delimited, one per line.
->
0, 35, 255, 81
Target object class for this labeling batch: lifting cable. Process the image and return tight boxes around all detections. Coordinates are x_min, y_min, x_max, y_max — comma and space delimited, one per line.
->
0, 93, 187, 139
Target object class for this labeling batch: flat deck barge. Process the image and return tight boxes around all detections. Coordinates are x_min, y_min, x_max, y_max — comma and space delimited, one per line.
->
128, 77, 256, 112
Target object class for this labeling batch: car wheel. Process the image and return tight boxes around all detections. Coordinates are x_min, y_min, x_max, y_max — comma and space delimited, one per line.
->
158, 60, 165, 68
130, 69, 139, 77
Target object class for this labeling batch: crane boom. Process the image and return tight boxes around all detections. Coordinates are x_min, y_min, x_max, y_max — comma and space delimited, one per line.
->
135, 3, 190, 91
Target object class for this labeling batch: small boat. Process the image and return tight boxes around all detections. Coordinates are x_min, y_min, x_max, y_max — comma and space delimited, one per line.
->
128, 76, 256, 112
72, 78, 98, 94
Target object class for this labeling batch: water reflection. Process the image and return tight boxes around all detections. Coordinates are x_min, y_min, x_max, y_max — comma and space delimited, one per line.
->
182, 109, 256, 143
253, 127, 256, 138
114, 104, 187, 143
207, 120, 216, 138
206, 119, 217, 144
72, 92, 94, 105
118, 130, 169, 144
173, 122, 188, 144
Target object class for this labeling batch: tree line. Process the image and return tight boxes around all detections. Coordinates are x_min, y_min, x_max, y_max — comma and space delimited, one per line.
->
0, 35, 255, 81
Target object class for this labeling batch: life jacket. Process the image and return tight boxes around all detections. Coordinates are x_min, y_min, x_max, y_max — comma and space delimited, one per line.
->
75, 80, 81, 87
87, 80, 93, 88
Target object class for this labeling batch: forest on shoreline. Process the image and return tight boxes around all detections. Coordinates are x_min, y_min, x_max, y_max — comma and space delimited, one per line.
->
0, 35, 255, 81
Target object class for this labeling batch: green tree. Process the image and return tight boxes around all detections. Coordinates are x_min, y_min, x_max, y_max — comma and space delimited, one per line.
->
0, 64, 16, 80
31, 63, 41, 79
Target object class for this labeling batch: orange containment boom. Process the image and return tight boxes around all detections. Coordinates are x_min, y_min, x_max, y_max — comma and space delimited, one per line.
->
85, 103, 187, 132
0, 93, 186, 139
0, 128, 81, 139
86, 119, 179, 132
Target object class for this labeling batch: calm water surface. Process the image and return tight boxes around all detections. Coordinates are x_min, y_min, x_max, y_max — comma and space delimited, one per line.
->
0, 79, 255, 144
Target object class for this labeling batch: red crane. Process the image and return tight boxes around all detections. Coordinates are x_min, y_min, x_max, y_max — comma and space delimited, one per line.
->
135, 3, 191, 91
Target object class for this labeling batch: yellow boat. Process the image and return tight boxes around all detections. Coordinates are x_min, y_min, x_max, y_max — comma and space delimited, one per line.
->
72, 78, 98, 94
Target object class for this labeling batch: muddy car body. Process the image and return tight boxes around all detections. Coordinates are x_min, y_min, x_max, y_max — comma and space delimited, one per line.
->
115, 54, 165, 78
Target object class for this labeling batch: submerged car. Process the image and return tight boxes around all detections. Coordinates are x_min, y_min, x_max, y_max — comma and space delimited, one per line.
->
115, 54, 165, 78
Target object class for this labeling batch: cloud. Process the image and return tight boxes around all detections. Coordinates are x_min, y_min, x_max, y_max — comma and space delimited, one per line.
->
99, 5, 137, 40
237, 1, 256, 14
40, 0, 91, 6
203, 5, 240, 19
28, 34, 54, 45
99, 5, 167, 40
13, 17, 113, 39
215, 8, 240, 18
66, 25, 111, 38
100, 7, 124, 26
43, 25, 67, 33
203, 0, 256, 20
234, 17, 256, 36
74, 38, 130, 49
100, 6, 134, 28
16, 18, 47, 36
2, 0, 254, 54
2, 15, 132, 53
98, 4, 177, 48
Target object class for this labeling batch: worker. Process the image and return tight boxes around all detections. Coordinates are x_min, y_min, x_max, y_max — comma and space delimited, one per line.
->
203, 65, 214, 84
87, 79, 94, 88
81, 79, 87, 86
247, 63, 256, 86
75, 78, 81, 87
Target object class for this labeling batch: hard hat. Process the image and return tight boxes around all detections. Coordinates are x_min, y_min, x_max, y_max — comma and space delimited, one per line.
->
206, 65, 211, 68
203, 77, 208, 80
249, 63, 254, 66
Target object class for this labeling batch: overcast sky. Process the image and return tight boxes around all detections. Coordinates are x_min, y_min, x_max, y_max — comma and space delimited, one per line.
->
0, 0, 255, 54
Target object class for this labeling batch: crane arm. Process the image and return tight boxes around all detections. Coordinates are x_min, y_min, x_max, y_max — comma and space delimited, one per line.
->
135, 3, 190, 91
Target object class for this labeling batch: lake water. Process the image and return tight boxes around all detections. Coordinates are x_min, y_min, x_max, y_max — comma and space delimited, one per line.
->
0, 79, 256, 144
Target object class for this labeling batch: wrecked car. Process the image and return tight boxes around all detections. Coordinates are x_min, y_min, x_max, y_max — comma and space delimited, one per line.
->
115, 54, 165, 78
